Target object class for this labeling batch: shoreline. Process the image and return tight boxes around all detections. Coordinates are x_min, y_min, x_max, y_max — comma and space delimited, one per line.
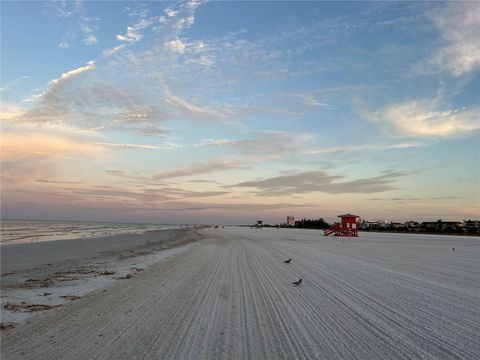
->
0, 220, 185, 246
1, 228, 203, 328
1, 228, 200, 274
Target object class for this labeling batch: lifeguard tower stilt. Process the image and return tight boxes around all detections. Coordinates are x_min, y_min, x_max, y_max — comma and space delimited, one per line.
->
324, 214, 360, 237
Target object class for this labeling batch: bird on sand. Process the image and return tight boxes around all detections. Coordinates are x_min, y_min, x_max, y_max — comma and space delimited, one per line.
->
452, 248, 455, 251
284, 258, 292, 263
292, 278, 302, 286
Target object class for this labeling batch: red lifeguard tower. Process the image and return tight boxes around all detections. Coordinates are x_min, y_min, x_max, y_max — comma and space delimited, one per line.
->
324, 214, 360, 237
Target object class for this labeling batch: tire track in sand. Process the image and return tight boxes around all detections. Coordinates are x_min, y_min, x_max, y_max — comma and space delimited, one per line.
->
2, 227, 479, 359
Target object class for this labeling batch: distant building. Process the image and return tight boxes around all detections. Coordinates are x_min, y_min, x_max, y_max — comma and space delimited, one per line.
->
464, 220, 480, 233
404, 221, 420, 228
421, 220, 463, 232
287, 215, 295, 226
391, 222, 405, 230
376, 220, 391, 229
359, 220, 378, 230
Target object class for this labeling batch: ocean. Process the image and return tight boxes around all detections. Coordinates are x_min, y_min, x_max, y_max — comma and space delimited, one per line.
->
0, 219, 180, 245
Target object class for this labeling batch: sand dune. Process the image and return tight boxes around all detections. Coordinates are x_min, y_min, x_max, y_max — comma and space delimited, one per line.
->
2, 227, 479, 359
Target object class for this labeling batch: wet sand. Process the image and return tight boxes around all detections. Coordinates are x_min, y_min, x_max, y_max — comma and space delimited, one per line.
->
1, 228, 200, 325
1, 229, 192, 274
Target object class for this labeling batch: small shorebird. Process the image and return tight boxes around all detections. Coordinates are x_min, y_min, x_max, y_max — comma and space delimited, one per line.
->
292, 278, 302, 286
283, 258, 292, 263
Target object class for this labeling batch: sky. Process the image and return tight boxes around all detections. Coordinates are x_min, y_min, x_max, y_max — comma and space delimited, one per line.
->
1, 0, 479, 224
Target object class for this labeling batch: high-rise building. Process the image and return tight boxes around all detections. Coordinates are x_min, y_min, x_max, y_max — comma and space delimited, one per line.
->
287, 215, 295, 226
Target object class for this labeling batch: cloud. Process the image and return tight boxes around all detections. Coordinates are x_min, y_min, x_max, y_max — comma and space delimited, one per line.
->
80, 22, 98, 46
6, 1, 213, 135
114, 106, 168, 124
47, 0, 76, 18
296, 94, 332, 108
1, 133, 102, 161
370, 100, 480, 138
165, 39, 186, 54
124, 4, 149, 19
95, 142, 178, 150
164, 8, 178, 17
102, 44, 126, 57
5, 173, 231, 212
180, 40, 215, 66
50, 61, 96, 85
37, 179, 81, 185
430, 2, 480, 76
368, 196, 463, 202
83, 34, 98, 46
0, 75, 31, 93
16, 60, 96, 105
232, 170, 412, 196
305, 142, 423, 155
165, 93, 227, 120
117, 27, 142, 43
153, 159, 249, 179
133, 125, 169, 137
46, 1, 99, 48
0, 103, 25, 121
116, 17, 152, 43
13, 77, 150, 131
140, 201, 317, 212
195, 131, 313, 158
1, 133, 104, 186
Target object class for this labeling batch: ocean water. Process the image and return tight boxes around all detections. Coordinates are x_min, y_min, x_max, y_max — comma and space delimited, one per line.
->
0, 220, 180, 245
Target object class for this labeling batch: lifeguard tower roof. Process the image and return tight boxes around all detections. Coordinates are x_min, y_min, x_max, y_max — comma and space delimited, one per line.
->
338, 214, 359, 218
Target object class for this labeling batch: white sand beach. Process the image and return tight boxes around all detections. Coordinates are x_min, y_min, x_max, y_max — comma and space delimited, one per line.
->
0, 228, 199, 324
1, 227, 479, 359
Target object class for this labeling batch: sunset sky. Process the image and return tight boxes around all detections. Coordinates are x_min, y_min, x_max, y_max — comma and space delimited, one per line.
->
1, 1, 479, 224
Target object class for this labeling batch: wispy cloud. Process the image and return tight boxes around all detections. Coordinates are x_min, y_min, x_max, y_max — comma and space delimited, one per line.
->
50, 61, 96, 85
233, 170, 413, 196
368, 195, 462, 202
46, 1, 99, 48
165, 92, 228, 121
368, 100, 480, 138
20, 60, 96, 104
165, 38, 187, 54
116, 18, 152, 43
429, 2, 480, 76
1, 132, 105, 188
0, 103, 25, 121
0, 75, 31, 93
296, 94, 332, 108
102, 44, 126, 57
95, 142, 178, 150
153, 159, 249, 180
133, 125, 169, 137
305, 142, 423, 155
80, 23, 98, 45
195, 131, 313, 158
1, 133, 102, 161
140, 201, 317, 212
11, 60, 104, 127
